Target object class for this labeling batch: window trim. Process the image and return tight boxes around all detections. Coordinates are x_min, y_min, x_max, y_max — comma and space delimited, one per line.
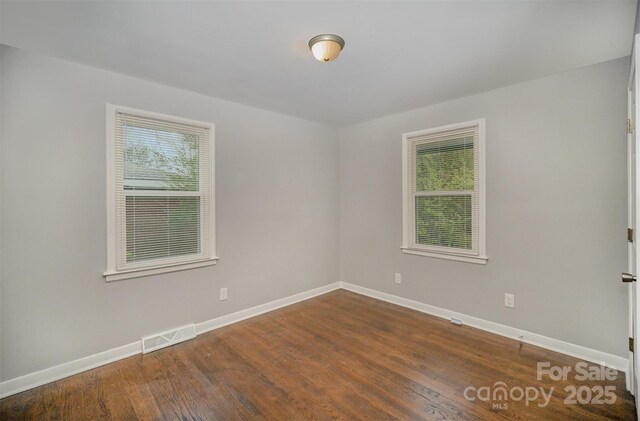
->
401, 119, 487, 264
104, 104, 217, 282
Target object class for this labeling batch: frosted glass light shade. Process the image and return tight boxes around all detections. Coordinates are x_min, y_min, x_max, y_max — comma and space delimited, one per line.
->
308, 34, 345, 62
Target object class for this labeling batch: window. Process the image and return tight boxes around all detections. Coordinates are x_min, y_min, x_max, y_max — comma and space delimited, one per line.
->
402, 119, 486, 264
105, 105, 216, 281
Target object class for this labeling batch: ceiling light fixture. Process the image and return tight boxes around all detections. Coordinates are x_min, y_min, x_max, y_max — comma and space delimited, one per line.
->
308, 34, 345, 62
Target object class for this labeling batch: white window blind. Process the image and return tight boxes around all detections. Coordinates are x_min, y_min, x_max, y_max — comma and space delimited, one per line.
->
402, 120, 486, 264
105, 105, 216, 281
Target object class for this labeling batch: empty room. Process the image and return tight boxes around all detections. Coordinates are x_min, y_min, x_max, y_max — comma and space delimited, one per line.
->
2, 0, 640, 419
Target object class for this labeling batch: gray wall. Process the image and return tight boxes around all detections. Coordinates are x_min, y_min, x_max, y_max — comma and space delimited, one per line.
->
0, 45, 339, 381
339, 57, 630, 357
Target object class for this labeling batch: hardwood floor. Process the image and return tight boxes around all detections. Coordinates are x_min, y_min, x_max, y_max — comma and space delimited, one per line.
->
1, 289, 636, 420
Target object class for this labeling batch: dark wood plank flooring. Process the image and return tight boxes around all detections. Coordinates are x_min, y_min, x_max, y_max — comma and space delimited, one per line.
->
0, 290, 636, 420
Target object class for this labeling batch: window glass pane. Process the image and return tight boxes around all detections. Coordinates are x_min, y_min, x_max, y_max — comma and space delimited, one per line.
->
126, 196, 200, 263
415, 195, 472, 249
124, 125, 199, 191
416, 136, 473, 192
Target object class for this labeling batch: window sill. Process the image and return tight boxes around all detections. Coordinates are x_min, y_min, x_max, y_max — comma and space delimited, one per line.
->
401, 248, 488, 265
104, 257, 219, 282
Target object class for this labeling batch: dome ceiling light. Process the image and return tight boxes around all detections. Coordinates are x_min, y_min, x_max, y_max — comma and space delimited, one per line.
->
308, 34, 345, 62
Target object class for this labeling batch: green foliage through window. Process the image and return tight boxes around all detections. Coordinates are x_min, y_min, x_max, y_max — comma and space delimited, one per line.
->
415, 196, 472, 249
415, 137, 473, 192
414, 135, 474, 249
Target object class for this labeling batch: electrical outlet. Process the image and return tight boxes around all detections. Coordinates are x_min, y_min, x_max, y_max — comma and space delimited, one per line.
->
220, 288, 228, 301
504, 293, 515, 308
394, 273, 402, 284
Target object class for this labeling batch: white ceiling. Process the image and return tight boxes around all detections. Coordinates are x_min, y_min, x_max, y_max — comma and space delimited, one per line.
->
1, 1, 636, 126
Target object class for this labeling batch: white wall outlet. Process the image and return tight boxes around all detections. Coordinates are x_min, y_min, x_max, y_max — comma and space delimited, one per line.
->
220, 287, 228, 301
394, 273, 402, 284
504, 293, 515, 308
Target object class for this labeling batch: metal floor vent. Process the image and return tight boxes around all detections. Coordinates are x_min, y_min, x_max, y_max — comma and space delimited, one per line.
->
141, 324, 196, 354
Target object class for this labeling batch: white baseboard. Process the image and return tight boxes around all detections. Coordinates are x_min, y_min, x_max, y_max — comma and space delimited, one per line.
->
1, 280, 627, 399
0, 282, 341, 399
340, 282, 628, 373
0, 341, 141, 399
195, 282, 341, 334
